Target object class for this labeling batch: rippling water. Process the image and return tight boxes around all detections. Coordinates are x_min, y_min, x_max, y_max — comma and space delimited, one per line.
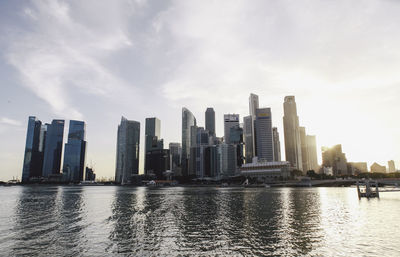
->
0, 186, 399, 256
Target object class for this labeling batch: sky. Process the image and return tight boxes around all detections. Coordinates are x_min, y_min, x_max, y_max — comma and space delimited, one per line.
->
1, 0, 399, 181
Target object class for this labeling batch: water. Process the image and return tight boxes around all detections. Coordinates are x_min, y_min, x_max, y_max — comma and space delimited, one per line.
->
0, 186, 399, 256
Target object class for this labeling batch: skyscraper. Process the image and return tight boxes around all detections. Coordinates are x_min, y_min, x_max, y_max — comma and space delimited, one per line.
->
306, 135, 319, 172
255, 108, 274, 162
388, 160, 396, 173
322, 144, 348, 176
42, 119, 65, 177
63, 120, 86, 182
169, 143, 182, 175
224, 114, 239, 144
145, 117, 163, 174
249, 93, 259, 159
272, 127, 281, 162
283, 96, 303, 171
115, 117, 140, 184
22, 116, 44, 182
243, 115, 254, 163
205, 108, 215, 136
299, 126, 309, 171
182, 107, 196, 176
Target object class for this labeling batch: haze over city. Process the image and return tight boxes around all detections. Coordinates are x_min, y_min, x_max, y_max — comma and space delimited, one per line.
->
1, 0, 400, 181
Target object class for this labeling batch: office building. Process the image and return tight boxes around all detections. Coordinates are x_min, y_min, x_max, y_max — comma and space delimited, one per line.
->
321, 144, 348, 176
241, 160, 291, 181
205, 108, 215, 136
348, 162, 368, 175
224, 114, 239, 144
169, 143, 182, 176
85, 167, 96, 181
299, 127, 309, 171
255, 108, 274, 162
272, 127, 281, 162
182, 108, 196, 176
145, 117, 163, 174
243, 116, 254, 163
306, 135, 319, 172
283, 96, 303, 171
63, 120, 87, 182
217, 144, 237, 177
388, 160, 396, 173
249, 93, 259, 158
115, 117, 140, 184
42, 119, 65, 177
145, 149, 170, 179
370, 162, 386, 173
22, 116, 45, 182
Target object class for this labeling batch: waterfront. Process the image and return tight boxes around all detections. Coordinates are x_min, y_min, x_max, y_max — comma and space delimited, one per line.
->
0, 186, 399, 256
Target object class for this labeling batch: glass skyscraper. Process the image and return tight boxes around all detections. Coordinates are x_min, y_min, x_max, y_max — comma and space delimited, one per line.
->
182, 107, 196, 176
205, 108, 215, 136
22, 116, 45, 182
42, 119, 65, 177
145, 117, 163, 174
255, 108, 274, 162
115, 117, 140, 184
63, 120, 86, 182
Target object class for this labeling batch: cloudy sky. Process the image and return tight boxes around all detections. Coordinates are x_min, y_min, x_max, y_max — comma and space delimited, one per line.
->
1, 0, 399, 180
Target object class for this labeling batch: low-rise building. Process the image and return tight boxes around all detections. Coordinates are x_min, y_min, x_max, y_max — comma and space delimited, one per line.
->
240, 159, 291, 181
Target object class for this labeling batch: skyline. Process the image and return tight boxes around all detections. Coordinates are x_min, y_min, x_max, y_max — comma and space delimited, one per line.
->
1, 0, 400, 180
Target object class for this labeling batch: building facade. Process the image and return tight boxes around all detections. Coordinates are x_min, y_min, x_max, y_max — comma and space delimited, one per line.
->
224, 114, 239, 144
299, 126, 309, 172
182, 108, 196, 176
169, 143, 182, 176
283, 96, 303, 171
42, 119, 65, 177
321, 144, 348, 176
145, 117, 163, 174
115, 117, 140, 184
306, 135, 319, 172
255, 108, 274, 162
205, 107, 215, 136
22, 116, 45, 182
388, 160, 396, 173
272, 127, 281, 162
63, 120, 87, 182
243, 115, 254, 163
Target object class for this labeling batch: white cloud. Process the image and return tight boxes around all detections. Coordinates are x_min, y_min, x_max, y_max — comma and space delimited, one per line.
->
0, 117, 22, 126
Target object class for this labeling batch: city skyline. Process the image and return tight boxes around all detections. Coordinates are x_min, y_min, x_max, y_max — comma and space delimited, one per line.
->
1, 0, 400, 180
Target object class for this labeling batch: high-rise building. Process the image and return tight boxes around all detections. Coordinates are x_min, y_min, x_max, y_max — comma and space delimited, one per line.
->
85, 167, 96, 181
224, 114, 239, 144
299, 127, 309, 171
145, 117, 163, 174
115, 117, 140, 184
306, 135, 319, 172
42, 119, 65, 177
321, 144, 348, 176
169, 143, 182, 176
230, 125, 245, 167
243, 116, 254, 163
255, 108, 274, 162
22, 116, 45, 182
249, 93, 259, 118
388, 160, 396, 173
272, 127, 281, 162
205, 108, 215, 136
217, 144, 237, 177
348, 162, 368, 175
249, 93, 259, 158
63, 120, 87, 182
283, 96, 303, 171
145, 149, 170, 179
204, 146, 218, 177
182, 108, 196, 176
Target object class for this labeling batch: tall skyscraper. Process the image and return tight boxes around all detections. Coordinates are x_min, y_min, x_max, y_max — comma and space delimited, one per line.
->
145, 117, 163, 174
299, 126, 309, 171
306, 135, 319, 172
22, 116, 45, 182
42, 119, 65, 177
255, 108, 274, 162
145, 149, 170, 179
283, 96, 303, 171
249, 93, 259, 159
217, 144, 237, 177
182, 107, 196, 176
224, 114, 239, 144
63, 120, 86, 182
388, 160, 396, 173
249, 93, 259, 118
115, 117, 140, 184
243, 115, 254, 163
205, 108, 215, 136
272, 127, 281, 162
169, 143, 182, 175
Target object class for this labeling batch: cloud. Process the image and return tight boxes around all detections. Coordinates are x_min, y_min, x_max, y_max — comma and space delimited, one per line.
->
6, 0, 135, 119
0, 117, 22, 126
